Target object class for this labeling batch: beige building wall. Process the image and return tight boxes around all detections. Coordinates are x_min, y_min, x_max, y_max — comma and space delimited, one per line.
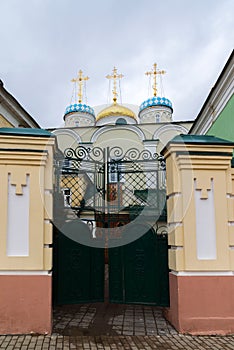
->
162, 135, 234, 335
0, 129, 55, 335
0, 114, 13, 127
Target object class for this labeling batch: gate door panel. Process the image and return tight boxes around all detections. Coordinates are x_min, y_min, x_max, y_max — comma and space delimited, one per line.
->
53, 146, 106, 305
53, 144, 169, 305
53, 222, 104, 305
109, 225, 169, 306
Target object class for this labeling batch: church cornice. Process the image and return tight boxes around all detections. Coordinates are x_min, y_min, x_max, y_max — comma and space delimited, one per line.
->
90, 125, 146, 143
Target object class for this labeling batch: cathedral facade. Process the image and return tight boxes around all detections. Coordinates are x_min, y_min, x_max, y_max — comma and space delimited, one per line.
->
51, 65, 192, 237
53, 66, 191, 156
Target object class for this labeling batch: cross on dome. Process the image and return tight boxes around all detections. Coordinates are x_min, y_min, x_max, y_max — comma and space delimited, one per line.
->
106, 67, 124, 104
71, 70, 89, 104
145, 63, 166, 97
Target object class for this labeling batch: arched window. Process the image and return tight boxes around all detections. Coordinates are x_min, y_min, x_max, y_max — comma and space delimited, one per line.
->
116, 118, 127, 125
156, 114, 160, 123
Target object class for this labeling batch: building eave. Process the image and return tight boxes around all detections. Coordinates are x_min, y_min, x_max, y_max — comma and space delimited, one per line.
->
0, 80, 41, 128
189, 50, 234, 135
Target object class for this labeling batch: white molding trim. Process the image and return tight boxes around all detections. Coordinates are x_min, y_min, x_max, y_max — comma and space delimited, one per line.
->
170, 271, 234, 276
0, 271, 52, 275
153, 124, 189, 140
96, 115, 137, 126
91, 125, 146, 143
52, 128, 82, 143
0, 87, 40, 128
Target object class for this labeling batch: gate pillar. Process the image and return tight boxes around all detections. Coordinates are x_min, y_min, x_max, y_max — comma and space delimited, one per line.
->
162, 135, 234, 335
0, 128, 55, 334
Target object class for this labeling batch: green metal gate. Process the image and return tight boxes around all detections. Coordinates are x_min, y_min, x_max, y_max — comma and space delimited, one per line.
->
109, 224, 169, 306
53, 145, 169, 305
53, 146, 106, 305
53, 222, 105, 305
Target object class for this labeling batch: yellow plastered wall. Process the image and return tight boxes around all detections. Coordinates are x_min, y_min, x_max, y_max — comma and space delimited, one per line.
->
164, 142, 234, 272
0, 134, 55, 270
0, 114, 13, 127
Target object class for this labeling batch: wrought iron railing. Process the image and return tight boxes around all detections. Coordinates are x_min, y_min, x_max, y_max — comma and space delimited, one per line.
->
55, 145, 167, 221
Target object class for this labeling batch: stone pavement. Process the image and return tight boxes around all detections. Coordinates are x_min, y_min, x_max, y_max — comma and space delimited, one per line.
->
1, 333, 234, 349
1, 303, 234, 349
53, 304, 176, 336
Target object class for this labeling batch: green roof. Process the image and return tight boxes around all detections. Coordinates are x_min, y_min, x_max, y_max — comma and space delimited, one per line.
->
0, 128, 53, 137
169, 134, 234, 145
161, 134, 234, 156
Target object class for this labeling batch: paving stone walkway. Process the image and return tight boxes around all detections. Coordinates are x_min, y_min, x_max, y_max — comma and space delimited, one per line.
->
53, 304, 176, 336
1, 334, 234, 349
1, 303, 234, 349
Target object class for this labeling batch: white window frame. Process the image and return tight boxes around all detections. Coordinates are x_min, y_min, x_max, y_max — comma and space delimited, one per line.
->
62, 188, 71, 207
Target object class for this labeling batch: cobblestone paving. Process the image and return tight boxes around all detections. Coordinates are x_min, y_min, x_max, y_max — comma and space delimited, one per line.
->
1, 304, 234, 349
53, 304, 176, 336
1, 334, 234, 349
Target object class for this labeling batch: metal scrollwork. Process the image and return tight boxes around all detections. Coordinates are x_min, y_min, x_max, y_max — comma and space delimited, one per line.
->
57, 144, 166, 216
108, 146, 124, 160
108, 146, 165, 164
64, 146, 105, 162
124, 148, 140, 161
154, 223, 168, 236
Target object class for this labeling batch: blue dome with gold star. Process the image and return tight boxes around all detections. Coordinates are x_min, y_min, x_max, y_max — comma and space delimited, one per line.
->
140, 96, 173, 112
64, 103, 95, 118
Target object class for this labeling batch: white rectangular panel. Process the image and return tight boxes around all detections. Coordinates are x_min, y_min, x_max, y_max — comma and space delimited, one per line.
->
194, 179, 217, 260
7, 174, 30, 257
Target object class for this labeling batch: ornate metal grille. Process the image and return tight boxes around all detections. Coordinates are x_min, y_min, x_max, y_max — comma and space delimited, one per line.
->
107, 147, 166, 220
56, 146, 106, 215
55, 145, 166, 220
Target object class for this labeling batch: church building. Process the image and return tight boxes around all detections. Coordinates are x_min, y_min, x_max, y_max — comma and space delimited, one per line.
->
52, 65, 192, 230
54, 65, 191, 156
1, 54, 234, 336
50, 65, 192, 309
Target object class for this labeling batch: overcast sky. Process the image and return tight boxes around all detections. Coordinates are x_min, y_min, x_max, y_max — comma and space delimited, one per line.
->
1, 0, 233, 128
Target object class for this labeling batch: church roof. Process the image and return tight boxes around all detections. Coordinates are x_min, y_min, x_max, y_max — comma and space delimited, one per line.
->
140, 96, 173, 112
64, 103, 95, 118
96, 103, 136, 121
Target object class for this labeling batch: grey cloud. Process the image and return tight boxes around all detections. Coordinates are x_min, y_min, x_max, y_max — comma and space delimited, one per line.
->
1, 0, 233, 127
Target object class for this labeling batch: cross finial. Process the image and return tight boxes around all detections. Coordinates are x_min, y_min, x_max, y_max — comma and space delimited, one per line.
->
145, 63, 166, 97
106, 67, 124, 104
71, 70, 89, 104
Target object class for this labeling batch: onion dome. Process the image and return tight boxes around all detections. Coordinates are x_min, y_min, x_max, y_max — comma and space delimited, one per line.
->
138, 96, 173, 124
64, 103, 95, 118
63, 103, 95, 127
139, 96, 173, 112
139, 63, 173, 124
63, 70, 95, 127
96, 103, 137, 126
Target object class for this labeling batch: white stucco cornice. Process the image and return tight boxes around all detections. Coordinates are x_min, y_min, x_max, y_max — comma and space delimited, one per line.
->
153, 124, 189, 140
52, 128, 82, 143
90, 125, 146, 143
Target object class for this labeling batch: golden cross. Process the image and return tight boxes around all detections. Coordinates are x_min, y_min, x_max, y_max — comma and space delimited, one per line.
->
145, 63, 166, 97
106, 67, 124, 104
71, 70, 89, 104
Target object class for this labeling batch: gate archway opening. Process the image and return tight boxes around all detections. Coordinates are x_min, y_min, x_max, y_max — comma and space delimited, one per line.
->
53, 145, 169, 307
